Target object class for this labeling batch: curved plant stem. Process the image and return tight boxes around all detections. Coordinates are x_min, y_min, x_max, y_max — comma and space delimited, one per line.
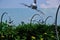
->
32, 19, 41, 24
30, 14, 41, 26
55, 5, 60, 40
44, 16, 52, 24
0, 12, 8, 30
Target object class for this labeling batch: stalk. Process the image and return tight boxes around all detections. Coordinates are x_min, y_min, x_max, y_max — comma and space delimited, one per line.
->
32, 19, 41, 24
0, 12, 8, 30
55, 5, 60, 40
44, 16, 52, 24
30, 14, 41, 26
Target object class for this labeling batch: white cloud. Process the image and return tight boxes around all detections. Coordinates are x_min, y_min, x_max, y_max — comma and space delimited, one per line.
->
40, 0, 60, 8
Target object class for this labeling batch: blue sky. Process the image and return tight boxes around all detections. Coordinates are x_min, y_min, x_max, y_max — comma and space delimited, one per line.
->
0, 0, 60, 25
0, 0, 60, 8
0, 0, 44, 8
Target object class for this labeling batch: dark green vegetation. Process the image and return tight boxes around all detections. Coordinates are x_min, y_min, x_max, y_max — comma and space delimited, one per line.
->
0, 4, 60, 40
0, 22, 60, 40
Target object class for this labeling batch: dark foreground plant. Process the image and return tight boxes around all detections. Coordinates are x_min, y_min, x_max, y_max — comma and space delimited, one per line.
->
55, 5, 60, 40
0, 22, 60, 40
37, 16, 52, 24
0, 12, 8, 31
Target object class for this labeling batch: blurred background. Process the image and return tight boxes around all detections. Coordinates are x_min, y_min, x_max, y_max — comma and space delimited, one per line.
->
0, 0, 60, 25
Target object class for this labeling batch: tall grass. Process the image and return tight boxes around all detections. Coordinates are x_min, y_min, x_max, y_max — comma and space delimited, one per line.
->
55, 5, 60, 40
0, 12, 8, 31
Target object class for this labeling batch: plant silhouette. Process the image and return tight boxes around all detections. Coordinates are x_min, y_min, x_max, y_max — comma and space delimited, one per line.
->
55, 5, 60, 40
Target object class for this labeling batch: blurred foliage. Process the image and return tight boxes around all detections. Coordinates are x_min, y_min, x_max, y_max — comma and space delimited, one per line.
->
0, 22, 60, 40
